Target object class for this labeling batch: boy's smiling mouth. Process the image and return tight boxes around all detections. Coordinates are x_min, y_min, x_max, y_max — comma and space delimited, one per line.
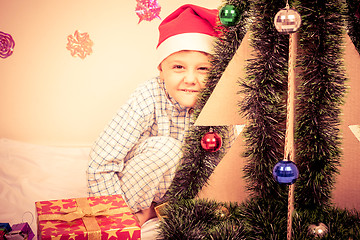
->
180, 89, 198, 93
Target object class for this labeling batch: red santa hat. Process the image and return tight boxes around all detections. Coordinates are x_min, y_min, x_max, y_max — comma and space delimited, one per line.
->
156, 4, 219, 66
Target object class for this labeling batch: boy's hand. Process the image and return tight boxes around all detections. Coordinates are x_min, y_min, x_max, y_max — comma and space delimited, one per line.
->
134, 202, 157, 226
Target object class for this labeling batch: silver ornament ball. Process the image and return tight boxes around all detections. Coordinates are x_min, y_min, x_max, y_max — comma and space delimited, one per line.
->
274, 8, 302, 33
308, 223, 328, 238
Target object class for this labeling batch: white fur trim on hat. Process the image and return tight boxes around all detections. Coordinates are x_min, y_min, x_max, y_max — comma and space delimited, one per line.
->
156, 32, 216, 66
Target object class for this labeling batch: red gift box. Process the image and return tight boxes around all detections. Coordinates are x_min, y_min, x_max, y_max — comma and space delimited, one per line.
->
35, 195, 141, 240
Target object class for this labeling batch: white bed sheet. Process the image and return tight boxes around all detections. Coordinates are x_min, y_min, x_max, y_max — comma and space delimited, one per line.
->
0, 138, 90, 238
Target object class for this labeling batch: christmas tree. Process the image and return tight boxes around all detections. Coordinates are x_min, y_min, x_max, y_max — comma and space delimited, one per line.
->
157, 0, 360, 239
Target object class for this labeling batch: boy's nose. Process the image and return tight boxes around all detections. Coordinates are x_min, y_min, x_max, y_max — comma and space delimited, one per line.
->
184, 71, 197, 84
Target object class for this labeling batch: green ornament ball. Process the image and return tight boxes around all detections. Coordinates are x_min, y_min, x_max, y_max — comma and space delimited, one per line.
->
219, 5, 240, 26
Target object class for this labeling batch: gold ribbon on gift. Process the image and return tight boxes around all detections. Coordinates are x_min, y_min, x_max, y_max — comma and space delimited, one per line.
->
38, 198, 129, 240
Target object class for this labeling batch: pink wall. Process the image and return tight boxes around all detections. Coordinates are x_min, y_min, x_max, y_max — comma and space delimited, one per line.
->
0, 0, 221, 146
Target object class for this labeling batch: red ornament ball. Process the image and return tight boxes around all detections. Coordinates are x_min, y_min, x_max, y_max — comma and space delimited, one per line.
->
201, 131, 222, 152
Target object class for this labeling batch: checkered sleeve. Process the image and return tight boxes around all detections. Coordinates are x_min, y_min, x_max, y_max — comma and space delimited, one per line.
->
87, 85, 154, 197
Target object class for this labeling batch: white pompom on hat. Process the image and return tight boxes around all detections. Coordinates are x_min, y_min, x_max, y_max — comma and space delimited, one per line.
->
156, 4, 219, 66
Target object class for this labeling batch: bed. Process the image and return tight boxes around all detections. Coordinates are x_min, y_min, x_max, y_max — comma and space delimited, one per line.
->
0, 138, 91, 238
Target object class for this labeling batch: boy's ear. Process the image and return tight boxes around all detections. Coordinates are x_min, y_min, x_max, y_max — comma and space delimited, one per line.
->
158, 64, 164, 81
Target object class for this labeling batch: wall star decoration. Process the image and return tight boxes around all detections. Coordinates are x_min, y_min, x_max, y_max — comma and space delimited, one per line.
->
0, 31, 15, 59
66, 30, 93, 59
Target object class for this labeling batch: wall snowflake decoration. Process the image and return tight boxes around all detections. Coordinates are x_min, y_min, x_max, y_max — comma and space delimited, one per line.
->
135, 0, 161, 23
0, 31, 15, 59
66, 30, 93, 59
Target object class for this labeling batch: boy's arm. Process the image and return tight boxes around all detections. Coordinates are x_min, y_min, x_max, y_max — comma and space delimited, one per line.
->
87, 95, 151, 196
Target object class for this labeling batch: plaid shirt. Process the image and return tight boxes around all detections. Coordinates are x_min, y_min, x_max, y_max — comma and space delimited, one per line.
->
87, 77, 194, 211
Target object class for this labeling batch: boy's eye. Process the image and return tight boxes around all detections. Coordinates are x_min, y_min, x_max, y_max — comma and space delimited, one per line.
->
173, 65, 184, 69
198, 67, 210, 72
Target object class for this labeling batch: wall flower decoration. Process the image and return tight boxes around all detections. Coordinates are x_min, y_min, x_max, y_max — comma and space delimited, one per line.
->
135, 0, 161, 23
0, 31, 15, 59
66, 30, 93, 59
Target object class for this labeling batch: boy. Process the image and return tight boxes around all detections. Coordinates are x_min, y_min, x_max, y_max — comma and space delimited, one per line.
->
87, 4, 220, 230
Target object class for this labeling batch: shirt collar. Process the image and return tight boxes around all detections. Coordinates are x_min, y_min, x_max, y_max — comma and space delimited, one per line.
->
158, 77, 190, 113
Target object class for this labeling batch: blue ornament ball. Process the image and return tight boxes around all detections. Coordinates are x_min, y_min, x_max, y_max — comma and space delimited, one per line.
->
272, 160, 299, 185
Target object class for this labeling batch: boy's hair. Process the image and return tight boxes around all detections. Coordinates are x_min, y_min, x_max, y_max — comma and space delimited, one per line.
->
156, 4, 219, 66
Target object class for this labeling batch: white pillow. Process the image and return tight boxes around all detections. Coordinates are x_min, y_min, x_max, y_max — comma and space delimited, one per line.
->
0, 138, 91, 237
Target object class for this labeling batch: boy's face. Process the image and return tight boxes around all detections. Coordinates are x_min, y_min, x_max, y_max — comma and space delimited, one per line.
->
159, 50, 211, 108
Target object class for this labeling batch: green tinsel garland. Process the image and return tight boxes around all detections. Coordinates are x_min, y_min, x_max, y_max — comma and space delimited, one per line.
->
239, 0, 289, 199
158, 199, 246, 240
346, 0, 360, 53
294, 0, 347, 210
